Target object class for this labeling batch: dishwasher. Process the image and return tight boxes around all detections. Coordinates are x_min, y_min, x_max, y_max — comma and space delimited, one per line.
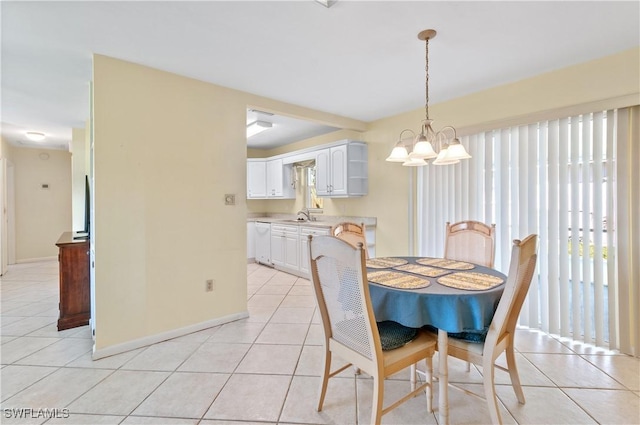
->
255, 222, 272, 265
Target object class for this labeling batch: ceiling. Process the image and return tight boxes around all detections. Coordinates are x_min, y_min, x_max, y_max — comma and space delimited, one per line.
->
2, 1, 638, 151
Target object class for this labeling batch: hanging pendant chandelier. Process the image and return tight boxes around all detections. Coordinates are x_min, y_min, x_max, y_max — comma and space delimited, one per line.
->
386, 29, 471, 166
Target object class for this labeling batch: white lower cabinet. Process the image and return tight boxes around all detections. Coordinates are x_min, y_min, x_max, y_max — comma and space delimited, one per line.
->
299, 226, 330, 276
270, 224, 299, 269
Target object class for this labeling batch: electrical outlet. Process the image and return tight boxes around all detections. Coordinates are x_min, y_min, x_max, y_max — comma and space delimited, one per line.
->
224, 194, 235, 205
206, 279, 215, 292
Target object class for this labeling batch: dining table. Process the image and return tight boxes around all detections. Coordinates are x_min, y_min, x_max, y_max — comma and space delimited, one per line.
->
365, 256, 507, 425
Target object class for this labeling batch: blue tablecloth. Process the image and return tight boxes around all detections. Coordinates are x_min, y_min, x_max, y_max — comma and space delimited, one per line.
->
367, 257, 506, 333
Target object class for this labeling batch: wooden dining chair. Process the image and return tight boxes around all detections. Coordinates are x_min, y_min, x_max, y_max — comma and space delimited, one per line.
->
444, 220, 496, 267
308, 235, 437, 425
429, 234, 538, 424
331, 222, 369, 259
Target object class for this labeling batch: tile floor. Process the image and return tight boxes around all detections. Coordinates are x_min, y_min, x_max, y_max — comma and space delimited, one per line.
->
1, 260, 639, 424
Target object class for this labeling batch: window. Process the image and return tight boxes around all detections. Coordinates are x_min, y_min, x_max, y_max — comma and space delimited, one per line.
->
307, 166, 323, 211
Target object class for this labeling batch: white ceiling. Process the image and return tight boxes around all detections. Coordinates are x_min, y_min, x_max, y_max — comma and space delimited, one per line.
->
2, 1, 638, 151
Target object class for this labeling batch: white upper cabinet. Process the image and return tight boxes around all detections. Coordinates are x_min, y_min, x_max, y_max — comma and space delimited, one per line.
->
247, 160, 267, 198
316, 142, 368, 198
247, 140, 367, 199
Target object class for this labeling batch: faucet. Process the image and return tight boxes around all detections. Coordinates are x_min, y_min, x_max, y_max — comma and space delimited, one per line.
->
297, 208, 315, 221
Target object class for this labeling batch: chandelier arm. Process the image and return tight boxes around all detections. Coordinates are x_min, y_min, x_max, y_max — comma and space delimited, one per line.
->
425, 36, 430, 121
436, 125, 458, 141
398, 129, 417, 147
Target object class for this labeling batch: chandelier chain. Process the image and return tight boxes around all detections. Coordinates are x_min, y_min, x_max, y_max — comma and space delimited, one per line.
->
425, 37, 430, 121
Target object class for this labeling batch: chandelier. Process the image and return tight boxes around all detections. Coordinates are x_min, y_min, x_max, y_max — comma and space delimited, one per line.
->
386, 29, 471, 166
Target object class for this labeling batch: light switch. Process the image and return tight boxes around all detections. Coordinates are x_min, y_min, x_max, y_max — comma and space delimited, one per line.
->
224, 194, 235, 205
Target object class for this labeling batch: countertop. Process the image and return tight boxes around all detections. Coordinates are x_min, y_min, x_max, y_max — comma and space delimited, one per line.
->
247, 213, 376, 229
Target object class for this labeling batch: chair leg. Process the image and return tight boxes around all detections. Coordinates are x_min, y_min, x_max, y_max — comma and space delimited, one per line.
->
482, 358, 502, 425
317, 350, 332, 411
425, 356, 433, 413
371, 375, 384, 425
505, 345, 525, 404
410, 363, 417, 392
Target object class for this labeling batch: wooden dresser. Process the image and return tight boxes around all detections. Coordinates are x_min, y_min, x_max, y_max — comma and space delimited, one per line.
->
56, 232, 90, 331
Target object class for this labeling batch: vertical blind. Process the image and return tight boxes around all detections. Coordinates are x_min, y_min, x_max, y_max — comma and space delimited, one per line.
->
417, 107, 636, 353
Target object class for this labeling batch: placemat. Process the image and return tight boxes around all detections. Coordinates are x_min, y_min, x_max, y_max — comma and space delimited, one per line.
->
366, 257, 409, 269
393, 263, 451, 278
368, 271, 431, 289
416, 258, 476, 270
437, 272, 504, 291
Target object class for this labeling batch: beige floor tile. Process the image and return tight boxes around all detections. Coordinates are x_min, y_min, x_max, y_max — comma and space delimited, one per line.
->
255, 322, 309, 345
279, 295, 316, 308
496, 385, 597, 424
247, 294, 285, 308
133, 372, 229, 418
582, 353, 640, 391
564, 388, 640, 424
269, 307, 315, 324
493, 352, 556, 387
206, 320, 264, 344
200, 421, 274, 425
2, 367, 113, 408
46, 413, 125, 424
15, 337, 93, 367
66, 348, 144, 369
256, 285, 291, 295
121, 341, 200, 371
121, 416, 198, 424
356, 377, 438, 425
435, 382, 517, 424
2, 302, 57, 318
555, 335, 621, 355
514, 329, 575, 353
27, 323, 88, 338
1, 336, 61, 364
524, 352, 626, 389
1, 316, 56, 336
236, 344, 301, 375
0, 365, 58, 401
245, 304, 276, 323
304, 323, 324, 346
280, 375, 357, 424
67, 370, 169, 415
1, 335, 17, 344
204, 374, 290, 422
287, 285, 313, 296
178, 342, 250, 373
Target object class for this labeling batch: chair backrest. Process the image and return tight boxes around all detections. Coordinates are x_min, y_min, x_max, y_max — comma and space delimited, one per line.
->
444, 220, 496, 267
484, 234, 538, 355
332, 222, 369, 259
308, 235, 381, 365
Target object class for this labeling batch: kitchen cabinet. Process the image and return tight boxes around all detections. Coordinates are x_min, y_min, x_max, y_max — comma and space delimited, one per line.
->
299, 226, 330, 275
271, 224, 299, 269
247, 160, 267, 198
316, 142, 368, 197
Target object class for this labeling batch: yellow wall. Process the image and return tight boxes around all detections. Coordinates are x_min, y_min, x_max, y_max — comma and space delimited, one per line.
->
9, 146, 72, 261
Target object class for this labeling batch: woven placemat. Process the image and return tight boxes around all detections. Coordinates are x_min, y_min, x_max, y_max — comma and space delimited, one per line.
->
366, 258, 409, 269
416, 258, 476, 270
393, 263, 451, 278
437, 272, 504, 291
368, 271, 431, 289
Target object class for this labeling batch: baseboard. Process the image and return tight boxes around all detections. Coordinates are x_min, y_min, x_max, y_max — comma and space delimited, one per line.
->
91, 311, 249, 360
247, 257, 256, 264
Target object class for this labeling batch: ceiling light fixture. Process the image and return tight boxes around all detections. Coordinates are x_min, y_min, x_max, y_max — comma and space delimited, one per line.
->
26, 131, 46, 141
386, 29, 471, 166
314, 0, 337, 8
246, 120, 273, 138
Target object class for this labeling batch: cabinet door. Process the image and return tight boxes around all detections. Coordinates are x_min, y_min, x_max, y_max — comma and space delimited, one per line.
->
247, 161, 267, 198
266, 159, 284, 197
299, 227, 330, 275
315, 149, 331, 196
284, 231, 299, 270
329, 145, 348, 196
255, 223, 271, 264
270, 231, 284, 266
